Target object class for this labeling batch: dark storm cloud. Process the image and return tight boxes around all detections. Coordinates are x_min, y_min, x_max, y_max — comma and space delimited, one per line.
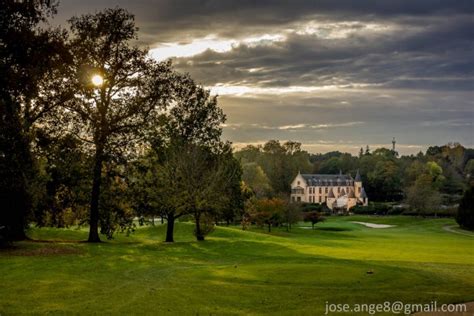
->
54, 0, 474, 154
173, 14, 474, 92
55, 0, 474, 43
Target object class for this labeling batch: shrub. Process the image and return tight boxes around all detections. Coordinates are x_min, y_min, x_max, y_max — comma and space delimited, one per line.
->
456, 186, 474, 230
351, 205, 374, 215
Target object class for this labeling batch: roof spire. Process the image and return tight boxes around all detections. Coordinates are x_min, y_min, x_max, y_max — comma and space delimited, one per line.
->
355, 169, 362, 182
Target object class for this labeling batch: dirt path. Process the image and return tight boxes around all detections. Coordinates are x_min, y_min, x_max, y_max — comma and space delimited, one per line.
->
443, 225, 474, 237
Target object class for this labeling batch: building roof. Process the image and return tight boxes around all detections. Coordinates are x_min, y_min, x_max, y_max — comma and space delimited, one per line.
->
355, 169, 362, 182
301, 174, 354, 186
360, 187, 368, 199
328, 189, 335, 198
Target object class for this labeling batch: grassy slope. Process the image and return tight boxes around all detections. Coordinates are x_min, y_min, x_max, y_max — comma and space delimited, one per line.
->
1, 216, 473, 315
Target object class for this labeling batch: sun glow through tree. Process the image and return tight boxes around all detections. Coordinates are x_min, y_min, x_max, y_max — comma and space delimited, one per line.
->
91, 74, 104, 87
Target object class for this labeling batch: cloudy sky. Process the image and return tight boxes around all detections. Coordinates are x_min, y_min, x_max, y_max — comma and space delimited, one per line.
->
54, 0, 473, 155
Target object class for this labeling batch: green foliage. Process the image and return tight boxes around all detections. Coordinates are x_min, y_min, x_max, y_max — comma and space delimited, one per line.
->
318, 153, 357, 174
31, 133, 90, 228
241, 162, 273, 197
282, 201, 302, 231
456, 186, 474, 230
303, 211, 325, 229
352, 202, 392, 215
464, 159, 474, 178
64, 8, 175, 241
248, 197, 286, 232
234, 140, 312, 196
0, 0, 69, 241
406, 182, 442, 215
300, 202, 323, 212
133, 71, 238, 241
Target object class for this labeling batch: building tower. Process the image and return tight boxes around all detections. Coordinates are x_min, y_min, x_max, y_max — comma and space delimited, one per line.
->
354, 169, 362, 198
392, 137, 396, 152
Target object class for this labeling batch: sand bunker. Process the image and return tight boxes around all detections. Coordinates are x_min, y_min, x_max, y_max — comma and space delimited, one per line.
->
352, 221, 395, 228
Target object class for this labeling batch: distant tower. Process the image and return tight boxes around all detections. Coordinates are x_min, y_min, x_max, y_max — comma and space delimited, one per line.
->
354, 169, 362, 198
392, 137, 396, 152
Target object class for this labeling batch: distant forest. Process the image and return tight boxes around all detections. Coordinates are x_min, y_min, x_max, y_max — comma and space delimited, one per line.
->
235, 140, 474, 206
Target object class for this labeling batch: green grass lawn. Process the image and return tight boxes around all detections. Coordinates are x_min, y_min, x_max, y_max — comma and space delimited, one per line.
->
1, 216, 473, 315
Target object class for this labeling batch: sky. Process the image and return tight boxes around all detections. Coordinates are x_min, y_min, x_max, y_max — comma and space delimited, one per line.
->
53, 0, 474, 155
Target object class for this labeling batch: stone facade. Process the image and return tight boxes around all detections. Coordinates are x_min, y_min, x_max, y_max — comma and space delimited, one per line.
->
290, 170, 368, 213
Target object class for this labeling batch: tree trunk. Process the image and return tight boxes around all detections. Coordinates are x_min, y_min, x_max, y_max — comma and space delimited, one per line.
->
7, 185, 28, 241
312, 223, 315, 230
165, 214, 175, 242
268, 223, 271, 232
88, 146, 103, 243
1, 105, 30, 241
195, 213, 204, 241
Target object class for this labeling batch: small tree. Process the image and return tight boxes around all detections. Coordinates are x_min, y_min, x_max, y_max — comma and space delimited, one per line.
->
456, 186, 474, 230
282, 201, 301, 231
303, 211, 325, 230
406, 175, 442, 216
251, 198, 285, 232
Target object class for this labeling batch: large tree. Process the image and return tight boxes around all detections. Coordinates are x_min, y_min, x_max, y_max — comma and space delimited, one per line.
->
0, 0, 70, 242
65, 8, 173, 242
139, 73, 231, 242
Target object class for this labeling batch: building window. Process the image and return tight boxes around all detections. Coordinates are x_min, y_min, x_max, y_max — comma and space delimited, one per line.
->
292, 196, 295, 202
319, 187, 322, 194
358, 187, 361, 193
319, 196, 322, 203
297, 181, 300, 185
325, 187, 328, 193
297, 197, 301, 202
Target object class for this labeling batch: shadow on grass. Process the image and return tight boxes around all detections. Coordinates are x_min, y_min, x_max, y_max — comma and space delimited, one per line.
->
316, 227, 353, 232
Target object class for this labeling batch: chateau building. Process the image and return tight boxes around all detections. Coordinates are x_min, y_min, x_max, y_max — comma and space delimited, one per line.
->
290, 170, 368, 212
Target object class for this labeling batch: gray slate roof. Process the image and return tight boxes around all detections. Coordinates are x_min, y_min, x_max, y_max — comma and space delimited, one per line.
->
301, 174, 354, 186
360, 187, 368, 198
355, 169, 362, 182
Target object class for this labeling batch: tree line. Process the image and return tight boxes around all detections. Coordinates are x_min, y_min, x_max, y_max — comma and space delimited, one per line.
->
236, 140, 474, 216
0, 2, 242, 245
